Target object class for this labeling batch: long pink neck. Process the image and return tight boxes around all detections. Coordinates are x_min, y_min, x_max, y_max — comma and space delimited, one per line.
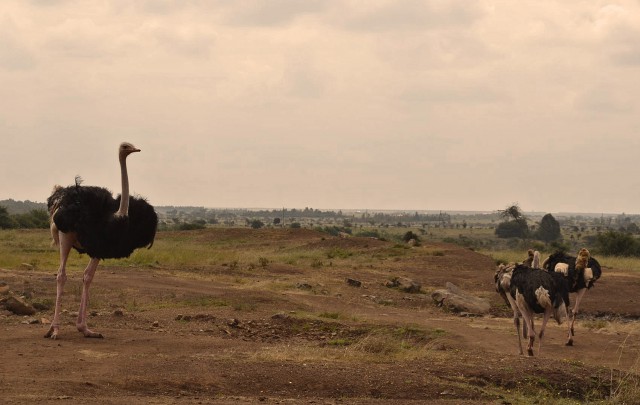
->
116, 155, 130, 216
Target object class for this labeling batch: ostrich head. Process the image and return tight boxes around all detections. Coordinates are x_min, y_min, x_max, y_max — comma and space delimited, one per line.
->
119, 142, 141, 160
575, 248, 590, 271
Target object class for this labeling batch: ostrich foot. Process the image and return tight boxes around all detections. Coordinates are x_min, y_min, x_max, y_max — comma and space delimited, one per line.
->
566, 339, 574, 346
527, 348, 534, 356
77, 325, 104, 338
82, 329, 104, 338
44, 325, 59, 339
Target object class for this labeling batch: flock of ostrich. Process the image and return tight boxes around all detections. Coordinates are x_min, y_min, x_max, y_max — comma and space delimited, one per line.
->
495, 248, 602, 356
44, 142, 602, 358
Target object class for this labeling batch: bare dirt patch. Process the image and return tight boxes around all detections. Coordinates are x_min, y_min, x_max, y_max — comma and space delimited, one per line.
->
1, 228, 639, 404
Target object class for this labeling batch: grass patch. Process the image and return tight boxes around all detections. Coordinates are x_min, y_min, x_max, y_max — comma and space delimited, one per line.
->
582, 319, 608, 330
318, 312, 341, 319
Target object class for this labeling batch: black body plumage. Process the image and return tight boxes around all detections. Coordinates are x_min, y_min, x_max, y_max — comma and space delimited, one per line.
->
543, 251, 602, 291
47, 182, 157, 259
510, 264, 569, 313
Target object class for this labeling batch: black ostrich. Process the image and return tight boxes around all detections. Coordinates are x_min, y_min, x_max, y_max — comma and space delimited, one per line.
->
506, 264, 571, 356
494, 250, 555, 355
45, 142, 158, 339
495, 262, 526, 355
542, 248, 602, 342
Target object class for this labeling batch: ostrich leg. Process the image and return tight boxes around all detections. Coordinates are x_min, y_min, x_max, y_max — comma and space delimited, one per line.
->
518, 309, 535, 356
76, 258, 103, 338
44, 232, 74, 339
505, 293, 524, 355
537, 308, 553, 355
568, 288, 587, 341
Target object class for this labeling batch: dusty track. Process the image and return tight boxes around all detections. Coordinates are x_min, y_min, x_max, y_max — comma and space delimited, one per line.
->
1, 229, 639, 404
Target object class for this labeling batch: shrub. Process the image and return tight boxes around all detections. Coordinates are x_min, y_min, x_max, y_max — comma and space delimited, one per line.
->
355, 230, 380, 238
249, 219, 265, 229
178, 222, 206, 230
596, 231, 640, 256
495, 219, 529, 239
402, 231, 420, 243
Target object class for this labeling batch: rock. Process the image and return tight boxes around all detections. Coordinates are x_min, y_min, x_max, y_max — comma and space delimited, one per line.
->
113, 309, 125, 317
32, 302, 50, 311
296, 282, 313, 290
0, 283, 10, 295
20, 263, 35, 271
152, 321, 160, 327
431, 282, 490, 314
386, 277, 421, 293
346, 278, 362, 287
1, 295, 36, 316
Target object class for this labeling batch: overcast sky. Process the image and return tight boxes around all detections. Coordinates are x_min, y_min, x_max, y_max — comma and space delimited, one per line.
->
1, 1, 639, 214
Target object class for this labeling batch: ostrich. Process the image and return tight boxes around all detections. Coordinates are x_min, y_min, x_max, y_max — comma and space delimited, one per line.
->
45, 142, 158, 339
522, 249, 541, 269
509, 264, 571, 356
495, 262, 525, 355
542, 248, 602, 343
494, 250, 543, 355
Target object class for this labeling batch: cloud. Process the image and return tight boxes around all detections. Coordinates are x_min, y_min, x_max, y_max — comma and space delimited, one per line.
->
221, 0, 327, 27
336, 0, 486, 32
0, 16, 36, 70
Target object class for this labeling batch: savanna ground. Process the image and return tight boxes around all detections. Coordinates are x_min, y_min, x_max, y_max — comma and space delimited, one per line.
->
1, 227, 640, 404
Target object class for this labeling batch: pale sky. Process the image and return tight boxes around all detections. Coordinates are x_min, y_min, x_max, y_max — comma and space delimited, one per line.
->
1, 1, 639, 213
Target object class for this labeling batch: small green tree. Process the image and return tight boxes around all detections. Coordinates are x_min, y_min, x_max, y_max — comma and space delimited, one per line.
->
495, 203, 529, 239
499, 204, 525, 221
402, 231, 420, 243
535, 213, 561, 243
250, 219, 264, 229
0, 206, 16, 229
495, 218, 529, 238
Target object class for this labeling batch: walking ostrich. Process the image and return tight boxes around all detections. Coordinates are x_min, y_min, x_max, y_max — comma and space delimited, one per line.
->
508, 264, 571, 356
494, 250, 544, 355
542, 248, 601, 343
495, 262, 525, 355
45, 142, 157, 339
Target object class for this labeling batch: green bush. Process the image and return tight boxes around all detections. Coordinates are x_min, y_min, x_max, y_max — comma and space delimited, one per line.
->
596, 231, 640, 256
495, 219, 529, 239
178, 222, 206, 230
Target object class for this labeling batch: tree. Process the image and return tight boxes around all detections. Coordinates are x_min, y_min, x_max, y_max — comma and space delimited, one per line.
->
535, 213, 561, 243
402, 231, 420, 243
495, 203, 529, 239
250, 219, 264, 229
495, 218, 529, 238
499, 203, 525, 221
0, 206, 16, 229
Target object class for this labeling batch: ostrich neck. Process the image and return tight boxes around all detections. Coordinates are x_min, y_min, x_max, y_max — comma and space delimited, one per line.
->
116, 157, 130, 216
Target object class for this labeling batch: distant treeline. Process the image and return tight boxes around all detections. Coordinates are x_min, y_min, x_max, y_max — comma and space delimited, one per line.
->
157, 205, 457, 225
0, 205, 49, 229
0, 199, 46, 214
